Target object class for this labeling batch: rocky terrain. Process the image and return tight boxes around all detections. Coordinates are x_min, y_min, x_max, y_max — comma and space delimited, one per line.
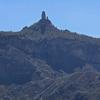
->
0, 11, 100, 100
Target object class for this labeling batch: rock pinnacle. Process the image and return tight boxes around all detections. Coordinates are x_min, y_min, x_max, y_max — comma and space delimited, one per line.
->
41, 11, 46, 20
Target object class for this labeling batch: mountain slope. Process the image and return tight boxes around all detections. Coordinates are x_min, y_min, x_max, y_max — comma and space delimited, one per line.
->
0, 11, 100, 100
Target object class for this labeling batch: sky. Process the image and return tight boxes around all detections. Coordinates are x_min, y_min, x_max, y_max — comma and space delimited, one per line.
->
0, 0, 100, 37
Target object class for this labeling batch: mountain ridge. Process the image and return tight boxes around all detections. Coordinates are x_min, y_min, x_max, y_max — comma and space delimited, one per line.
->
0, 11, 99, 41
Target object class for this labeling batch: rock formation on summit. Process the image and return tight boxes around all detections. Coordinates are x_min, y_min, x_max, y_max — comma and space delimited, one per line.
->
41, 11, 47, 20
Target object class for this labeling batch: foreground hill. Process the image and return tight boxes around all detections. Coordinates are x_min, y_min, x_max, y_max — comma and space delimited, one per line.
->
0, 11, 100, 100
0, 69, 100, 100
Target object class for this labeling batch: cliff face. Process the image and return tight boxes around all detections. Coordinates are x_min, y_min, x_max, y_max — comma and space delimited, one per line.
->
0, 11, 100, 100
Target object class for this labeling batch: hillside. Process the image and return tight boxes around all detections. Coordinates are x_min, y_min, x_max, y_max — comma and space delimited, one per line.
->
0, 11, 100, 100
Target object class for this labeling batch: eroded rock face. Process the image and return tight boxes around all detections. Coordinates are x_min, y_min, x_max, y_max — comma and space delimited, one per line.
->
0, 36, 56, 85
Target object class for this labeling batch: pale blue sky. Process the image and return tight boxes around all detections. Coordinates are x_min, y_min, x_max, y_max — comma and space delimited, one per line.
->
0, 0, 100, 37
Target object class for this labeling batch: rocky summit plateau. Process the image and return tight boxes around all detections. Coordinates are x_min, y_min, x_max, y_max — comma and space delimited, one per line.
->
0, 11, 100, 100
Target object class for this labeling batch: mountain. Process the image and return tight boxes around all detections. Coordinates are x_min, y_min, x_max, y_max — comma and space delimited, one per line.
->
0, 11, 100, 100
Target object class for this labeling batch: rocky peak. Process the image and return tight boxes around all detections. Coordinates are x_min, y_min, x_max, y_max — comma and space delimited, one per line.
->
21, 11, 58, 35
41, 11, 46, 20
39, 11, 52, 34
39, 11, 52, 25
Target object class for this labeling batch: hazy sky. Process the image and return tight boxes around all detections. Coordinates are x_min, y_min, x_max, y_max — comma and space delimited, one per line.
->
0, 0, 100, 37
